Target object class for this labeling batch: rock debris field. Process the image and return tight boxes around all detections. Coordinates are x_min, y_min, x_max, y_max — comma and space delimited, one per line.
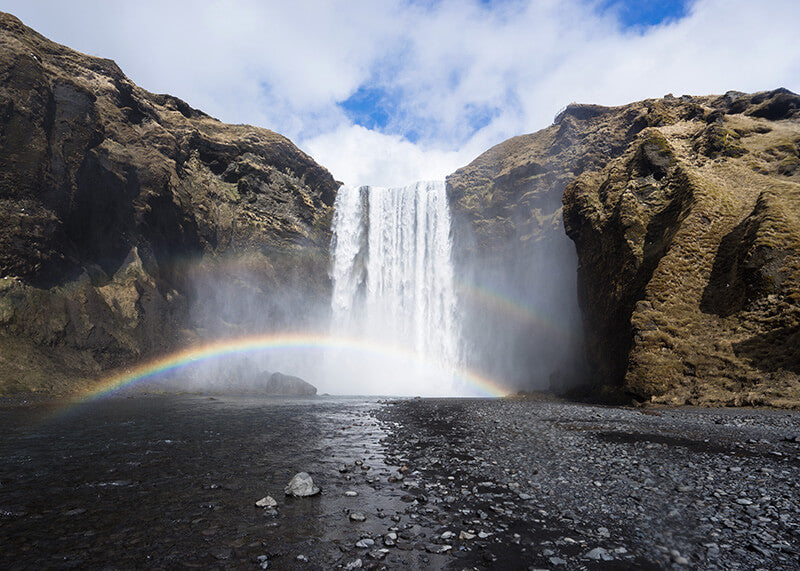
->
1, 394, 799, 569
377, 398, 800, 569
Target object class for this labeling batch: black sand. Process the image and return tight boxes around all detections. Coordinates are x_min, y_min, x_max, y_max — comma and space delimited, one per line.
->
1, 395, 798, 569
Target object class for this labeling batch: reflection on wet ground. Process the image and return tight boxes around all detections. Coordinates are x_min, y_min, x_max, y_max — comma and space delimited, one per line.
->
0, 395, 442, 569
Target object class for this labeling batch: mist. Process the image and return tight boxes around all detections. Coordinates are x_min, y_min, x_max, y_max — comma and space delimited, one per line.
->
452, 220, 587, 394
133, 178, 586, 398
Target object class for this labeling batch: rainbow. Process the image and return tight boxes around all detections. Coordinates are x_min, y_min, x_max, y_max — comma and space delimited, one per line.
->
73, 333, 509, 404
454, 282, 573, 341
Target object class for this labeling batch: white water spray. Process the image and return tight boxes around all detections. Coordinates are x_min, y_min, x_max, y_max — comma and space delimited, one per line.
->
328, 181, 461, 395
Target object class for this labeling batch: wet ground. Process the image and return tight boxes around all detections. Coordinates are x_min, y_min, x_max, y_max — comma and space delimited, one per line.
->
1, 395, 799, 569
0, 394, 443, 570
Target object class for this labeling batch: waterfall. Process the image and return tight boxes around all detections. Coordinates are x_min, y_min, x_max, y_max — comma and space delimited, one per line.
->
329, 181, 461, 395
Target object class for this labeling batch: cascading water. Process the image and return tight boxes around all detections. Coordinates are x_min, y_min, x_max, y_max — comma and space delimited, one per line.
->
328, 181, 461, 396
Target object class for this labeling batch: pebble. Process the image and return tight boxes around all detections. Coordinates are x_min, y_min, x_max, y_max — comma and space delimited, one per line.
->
344, 491, 358, 497
255, 495, 277, 508
349, 512, 367, 522
355, 538, 374, 548
585, 547, 613, 561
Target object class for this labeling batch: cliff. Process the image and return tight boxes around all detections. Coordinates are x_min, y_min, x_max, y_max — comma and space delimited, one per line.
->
0, 13, 339, 393
450, 89, 800, 407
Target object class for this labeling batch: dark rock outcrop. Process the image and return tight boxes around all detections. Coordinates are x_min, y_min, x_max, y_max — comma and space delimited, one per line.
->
263, 372, 317, 396
0, 13, 339, 393
450, 89, 800, 407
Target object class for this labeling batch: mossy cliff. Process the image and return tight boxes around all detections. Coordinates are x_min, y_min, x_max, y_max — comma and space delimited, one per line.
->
0, 13, 338, 393
450, 89, 800, 407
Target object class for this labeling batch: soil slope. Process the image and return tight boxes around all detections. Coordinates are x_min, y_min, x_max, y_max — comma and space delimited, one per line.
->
0, 13, 339, 393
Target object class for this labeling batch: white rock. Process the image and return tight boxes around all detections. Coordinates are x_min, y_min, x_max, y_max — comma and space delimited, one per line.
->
285, 472, 320, 497
255, 495, 277, 508
349, 511, 367, 522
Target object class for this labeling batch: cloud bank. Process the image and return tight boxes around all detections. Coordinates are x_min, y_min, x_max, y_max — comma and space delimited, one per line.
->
5, 0, 799, 186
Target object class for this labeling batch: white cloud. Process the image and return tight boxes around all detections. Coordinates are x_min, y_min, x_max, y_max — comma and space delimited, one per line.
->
304, 125, 469, 187
3, 0, 799, 186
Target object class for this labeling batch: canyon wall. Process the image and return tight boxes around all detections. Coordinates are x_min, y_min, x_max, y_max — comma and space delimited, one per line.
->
450, 89, 800, 406
0, 13, 338, 392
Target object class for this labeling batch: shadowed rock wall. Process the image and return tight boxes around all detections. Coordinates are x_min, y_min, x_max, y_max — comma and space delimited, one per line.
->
0, 13, 339, 393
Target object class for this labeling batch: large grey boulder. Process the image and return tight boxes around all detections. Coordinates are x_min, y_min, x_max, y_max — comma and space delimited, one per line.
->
285, 472, 320, 496
264, 372, 317, 396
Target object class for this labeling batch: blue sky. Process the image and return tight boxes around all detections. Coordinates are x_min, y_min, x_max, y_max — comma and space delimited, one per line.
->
598, 0, 690, 28
340, 0, 695, 136
2, 0, 798, 186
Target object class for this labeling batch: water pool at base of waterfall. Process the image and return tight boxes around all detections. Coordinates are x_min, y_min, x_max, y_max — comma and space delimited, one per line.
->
0, 394, 448, 569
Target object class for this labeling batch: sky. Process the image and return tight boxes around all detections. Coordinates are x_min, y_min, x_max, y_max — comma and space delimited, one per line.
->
3, 0, 799, 187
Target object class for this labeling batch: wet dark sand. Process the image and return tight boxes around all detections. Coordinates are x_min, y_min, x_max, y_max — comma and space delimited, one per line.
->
1, 395, 799, 569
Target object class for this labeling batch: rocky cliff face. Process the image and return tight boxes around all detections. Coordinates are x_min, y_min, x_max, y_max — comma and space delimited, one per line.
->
450, 89, 800, 407
0, 13, 338, 393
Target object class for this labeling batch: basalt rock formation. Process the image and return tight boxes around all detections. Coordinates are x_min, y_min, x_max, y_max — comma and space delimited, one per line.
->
263, 372, 317, 396
450, 89, 800, 407
0, 13, 338, 393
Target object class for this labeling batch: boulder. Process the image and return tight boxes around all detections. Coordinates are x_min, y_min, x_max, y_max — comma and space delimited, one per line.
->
264, 372, 317, 396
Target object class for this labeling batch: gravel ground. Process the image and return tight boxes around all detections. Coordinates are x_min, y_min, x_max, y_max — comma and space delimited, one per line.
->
1, 395, 798, 569
376, 397, 800, 569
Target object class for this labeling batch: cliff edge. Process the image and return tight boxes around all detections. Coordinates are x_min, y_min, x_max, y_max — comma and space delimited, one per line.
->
450, 89, 800, 406
0, 13, 339, 393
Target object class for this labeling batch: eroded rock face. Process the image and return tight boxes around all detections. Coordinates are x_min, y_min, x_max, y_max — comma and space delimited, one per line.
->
450, 89, 800, 406
0, 13, 339, 393
561, 90, 800, 406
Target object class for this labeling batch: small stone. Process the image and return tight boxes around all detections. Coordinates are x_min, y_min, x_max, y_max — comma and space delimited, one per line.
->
549, 557, 567, 566
440, 531, 455, 540
477, 531, 491, 539
255, 495, 277, 508
736, 498, 753, 505
459, 531, 476, 540
344, 491, 358, 497
350, 512, 367, 522
296, 554, 308, 562
585, 547, 613, 561
367, 549, 388, 560
383, 532, 397, 546
425, 544, 452, 554
344, 559, 363, 570
355, 538, 375, 548
285, 472, 320, 497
